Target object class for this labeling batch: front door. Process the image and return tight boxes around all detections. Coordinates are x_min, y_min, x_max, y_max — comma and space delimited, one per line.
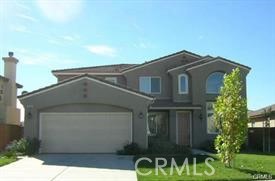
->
177, 111, 191, 146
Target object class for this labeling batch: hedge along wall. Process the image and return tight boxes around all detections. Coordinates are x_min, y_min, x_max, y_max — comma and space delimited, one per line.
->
0, 124, 23, 150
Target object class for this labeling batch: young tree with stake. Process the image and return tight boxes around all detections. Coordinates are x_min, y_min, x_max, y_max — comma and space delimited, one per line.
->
214, 68, 248, 167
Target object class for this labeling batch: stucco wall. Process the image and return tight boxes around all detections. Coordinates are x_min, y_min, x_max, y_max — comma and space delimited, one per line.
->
20, 77, 153, 148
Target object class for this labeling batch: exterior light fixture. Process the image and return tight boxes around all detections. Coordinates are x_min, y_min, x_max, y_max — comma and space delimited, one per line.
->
138, 112, 144, 119
27, 112, 32, 119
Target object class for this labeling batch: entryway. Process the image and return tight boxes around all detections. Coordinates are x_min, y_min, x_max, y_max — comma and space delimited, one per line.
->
176, 111, 192, 146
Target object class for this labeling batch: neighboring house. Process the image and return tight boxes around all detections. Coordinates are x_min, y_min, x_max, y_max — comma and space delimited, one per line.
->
248, 104, 275, 152
18, 50, 251, 153
0, 52, 22, 125
0, 52, 23, 150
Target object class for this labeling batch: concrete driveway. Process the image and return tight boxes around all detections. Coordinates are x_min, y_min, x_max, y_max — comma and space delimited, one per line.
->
0, 154, 137, 181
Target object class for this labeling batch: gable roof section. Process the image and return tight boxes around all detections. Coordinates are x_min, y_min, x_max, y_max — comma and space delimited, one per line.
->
18, 74, 154, 100
121, 50, 202, 73
167, 55, 213, 73
52, 64, 137, 75
186, 56, 251, 71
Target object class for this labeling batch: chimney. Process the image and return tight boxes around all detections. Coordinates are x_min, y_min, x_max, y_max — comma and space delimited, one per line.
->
2, 52, 18, 107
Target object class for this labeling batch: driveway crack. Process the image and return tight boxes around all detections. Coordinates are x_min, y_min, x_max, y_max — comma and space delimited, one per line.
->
51, 166, 69, 181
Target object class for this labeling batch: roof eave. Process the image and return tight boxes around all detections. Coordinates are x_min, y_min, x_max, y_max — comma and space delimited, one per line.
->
186, 56, 251, 72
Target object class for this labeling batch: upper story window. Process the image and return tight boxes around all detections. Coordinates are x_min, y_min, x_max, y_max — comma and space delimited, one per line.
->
105, 77, 117, 84
139, 76, 161, 94
206, 72, 224, 94
178, 74, 188, 94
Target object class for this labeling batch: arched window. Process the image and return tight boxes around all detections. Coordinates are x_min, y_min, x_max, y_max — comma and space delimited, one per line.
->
206, 72, 224, 94
178, 74, 188, 94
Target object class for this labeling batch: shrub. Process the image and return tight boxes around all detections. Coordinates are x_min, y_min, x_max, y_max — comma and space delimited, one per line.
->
117, 142, 142, 155
117, 141, 191, 155
199, 140, 216, 153
2, 151, 17, 158
5, 138, 40, 156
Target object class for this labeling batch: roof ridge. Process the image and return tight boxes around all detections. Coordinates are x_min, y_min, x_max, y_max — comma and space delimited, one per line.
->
121, 49, 202, 72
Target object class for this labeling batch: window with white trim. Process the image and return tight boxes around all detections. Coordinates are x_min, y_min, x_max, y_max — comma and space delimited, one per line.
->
104, 77, 117, 84
178, 74, 188, 94
139, 77, 161, 94
206, 102, 218, 134
206, 72, 224, 94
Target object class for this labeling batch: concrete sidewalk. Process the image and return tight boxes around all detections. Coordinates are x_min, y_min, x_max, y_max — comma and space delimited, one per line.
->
0, 154, 137, 181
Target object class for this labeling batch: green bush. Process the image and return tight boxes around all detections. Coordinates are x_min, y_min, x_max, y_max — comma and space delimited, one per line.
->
5, 138, 40, 156
117, 141, 191, 155
199, 140, 216, 153
26, 138, 40, 155
117, 142, 143, 155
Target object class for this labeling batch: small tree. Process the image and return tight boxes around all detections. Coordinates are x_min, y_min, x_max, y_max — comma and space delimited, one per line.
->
214, 68, 248, 167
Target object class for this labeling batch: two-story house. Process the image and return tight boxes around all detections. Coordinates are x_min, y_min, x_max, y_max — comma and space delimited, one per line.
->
19, 50, 250, 153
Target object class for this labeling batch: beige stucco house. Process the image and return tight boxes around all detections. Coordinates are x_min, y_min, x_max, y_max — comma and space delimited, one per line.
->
0, 52, 22, 125
19, 50, 251, 153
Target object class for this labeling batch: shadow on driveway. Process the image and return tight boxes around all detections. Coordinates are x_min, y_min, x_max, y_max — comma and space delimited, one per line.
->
34, 154, 135, 170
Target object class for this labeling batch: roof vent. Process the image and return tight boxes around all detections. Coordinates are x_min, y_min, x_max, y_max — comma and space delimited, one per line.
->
8, 52, 14, 57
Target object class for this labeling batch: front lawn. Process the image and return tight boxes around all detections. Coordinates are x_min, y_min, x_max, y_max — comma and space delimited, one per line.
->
136, 153, 275, 181
0, 154, 17, 167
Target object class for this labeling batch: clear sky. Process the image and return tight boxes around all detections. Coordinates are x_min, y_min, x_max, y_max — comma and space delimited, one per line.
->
0, 0, 274, 110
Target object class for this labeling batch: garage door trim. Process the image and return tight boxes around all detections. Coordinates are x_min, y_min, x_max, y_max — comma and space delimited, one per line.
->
39, 112, 133, 153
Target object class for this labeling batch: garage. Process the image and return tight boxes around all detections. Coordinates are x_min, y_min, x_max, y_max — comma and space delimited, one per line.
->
39, 112, 132, 153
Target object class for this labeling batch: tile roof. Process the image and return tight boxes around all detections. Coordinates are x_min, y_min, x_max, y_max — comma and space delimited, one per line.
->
52, 50, 202, 74
0, 75, 23, 88
51, 50, 251, 75
18, 74, 154, 100
120, 50, 202, 72
0, 75, 9, 81
249, 104, 275, 118
150, 99, 201, 109
52, 64, 137, 74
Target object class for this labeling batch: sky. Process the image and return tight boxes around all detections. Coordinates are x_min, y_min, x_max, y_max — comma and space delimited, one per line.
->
0, 0, 274, 111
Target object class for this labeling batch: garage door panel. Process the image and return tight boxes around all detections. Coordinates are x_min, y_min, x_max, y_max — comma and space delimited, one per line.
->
40, 112, 132, 153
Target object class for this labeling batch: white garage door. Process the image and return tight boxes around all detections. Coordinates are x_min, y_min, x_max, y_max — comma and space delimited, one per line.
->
39, 112, 132, 153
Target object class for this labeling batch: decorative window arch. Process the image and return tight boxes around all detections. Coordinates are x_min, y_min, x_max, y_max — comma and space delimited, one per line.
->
178, 74, 189, 94
206, 72, 225, 94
